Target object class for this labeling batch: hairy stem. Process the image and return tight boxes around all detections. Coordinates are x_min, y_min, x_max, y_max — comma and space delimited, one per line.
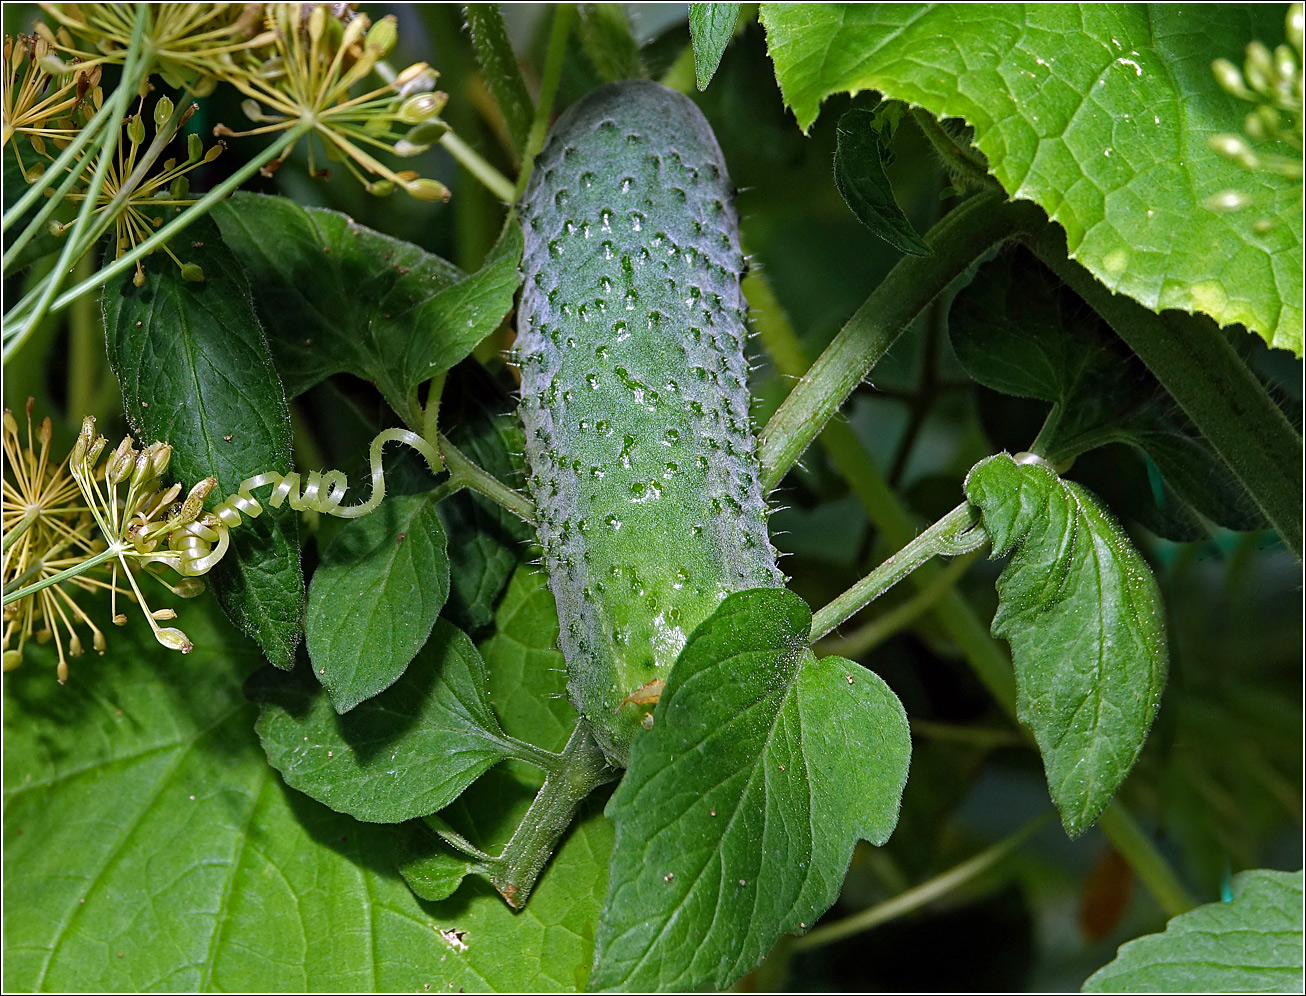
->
816, 552, 978, 659
759, 194, 1041, 491
435, 432, 535, 522
490, 721, 616, 908
810, 502, 985, 642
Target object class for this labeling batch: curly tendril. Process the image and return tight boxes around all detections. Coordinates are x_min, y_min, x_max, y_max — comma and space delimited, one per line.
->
167, 428, 443, 577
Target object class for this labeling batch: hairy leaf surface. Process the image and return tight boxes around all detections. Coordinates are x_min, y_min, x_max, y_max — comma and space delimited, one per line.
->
689, 3, 740, 90
964, 453, 1168, 834
103, 217, 302, 669
592, 587, 910, 990
1083, 869, 1304, 992
761, 3, 1303, 351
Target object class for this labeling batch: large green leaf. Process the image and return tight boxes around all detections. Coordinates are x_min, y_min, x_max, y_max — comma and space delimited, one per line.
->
305, 492, 449, 712
760, 3, 1303, 352
964, 453, 1168, 835
211, 193, 523, 418
591, 587, 910, 991
3, 597, 610, 992
951, 249, 1266, 537
251, 619, 522, 823
103, 216, 303, 670
1083, 869, 1304, 993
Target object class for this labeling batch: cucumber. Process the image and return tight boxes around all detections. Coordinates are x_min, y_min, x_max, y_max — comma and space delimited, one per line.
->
518, 80, 782, 766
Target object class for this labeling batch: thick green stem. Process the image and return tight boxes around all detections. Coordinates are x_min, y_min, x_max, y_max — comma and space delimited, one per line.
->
791, 814, 1051, 951
810, 502, 985, 642
758, 193, 1041, 491
910, 106, 993, 187
1027, 228, 1304, 558
490, 721, 616, 908
513, 3, 575, 200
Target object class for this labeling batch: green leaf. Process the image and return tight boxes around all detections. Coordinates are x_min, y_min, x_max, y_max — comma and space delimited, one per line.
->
211, 194, 523, 420
951, 249, 1266, 535
833, 106, 931, 256
1083, 869, 1305, 993
689, 3, 740, 90
964, 453, 1168, 835
305, 492, 450, 712
251, 619, 519, 823
464, 3, 534, 154
759, 3, 1303, 352
437, 367, 532, 633
591, 587, 910, 991
2, 601, 609, 992
577, 2, 643, 83
398, 822, 482, 901
103, 215, 303, 670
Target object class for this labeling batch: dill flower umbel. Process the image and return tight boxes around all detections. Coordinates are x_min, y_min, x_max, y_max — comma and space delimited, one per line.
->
3, 407, 209, 682
214, 4, 451, 200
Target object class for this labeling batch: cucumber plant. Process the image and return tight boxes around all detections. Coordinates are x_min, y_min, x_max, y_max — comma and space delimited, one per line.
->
3, 4, 1302, 993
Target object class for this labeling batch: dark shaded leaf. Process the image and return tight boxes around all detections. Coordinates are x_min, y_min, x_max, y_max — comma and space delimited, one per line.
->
951, 250, 1267, 535
437, 366, 531, 633
212, 193, 522, 421
834, 106, 930, 256
103, 215, 302, 669
964, 454, 1168, 834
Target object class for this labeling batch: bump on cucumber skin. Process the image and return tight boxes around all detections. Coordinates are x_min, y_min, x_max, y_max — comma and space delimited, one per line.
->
518, 80, 783, 766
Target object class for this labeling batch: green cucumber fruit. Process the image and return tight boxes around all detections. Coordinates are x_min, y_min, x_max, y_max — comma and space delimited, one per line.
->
518, 80, 782, 766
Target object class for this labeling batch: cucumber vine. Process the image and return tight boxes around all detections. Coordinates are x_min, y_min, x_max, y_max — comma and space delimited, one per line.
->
3, 4, 1300, 993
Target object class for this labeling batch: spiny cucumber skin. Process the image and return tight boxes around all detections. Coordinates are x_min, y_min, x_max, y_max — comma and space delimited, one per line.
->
518, 80, 782, 766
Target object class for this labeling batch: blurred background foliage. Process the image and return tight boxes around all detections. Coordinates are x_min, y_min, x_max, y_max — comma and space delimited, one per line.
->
2, 4, 1300, 991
